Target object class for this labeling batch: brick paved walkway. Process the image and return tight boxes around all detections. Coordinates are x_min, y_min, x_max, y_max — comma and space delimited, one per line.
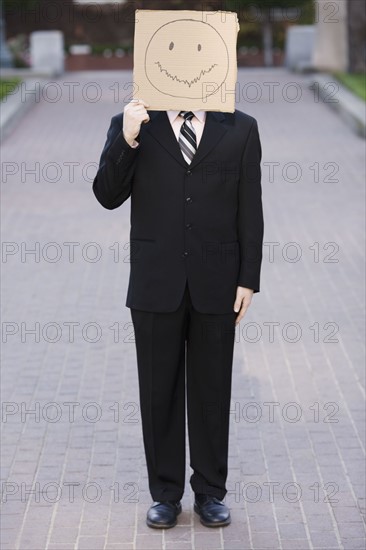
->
1, 69, 365, 550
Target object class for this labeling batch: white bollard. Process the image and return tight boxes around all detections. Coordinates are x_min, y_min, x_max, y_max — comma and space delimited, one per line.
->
30, 31, 64, 75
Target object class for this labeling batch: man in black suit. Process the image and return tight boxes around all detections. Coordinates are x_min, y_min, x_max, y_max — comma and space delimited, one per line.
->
93, 99, 264, 528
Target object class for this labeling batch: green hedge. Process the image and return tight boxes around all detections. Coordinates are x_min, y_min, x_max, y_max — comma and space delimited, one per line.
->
0, 78, 21, 101
333, 72, 366, 102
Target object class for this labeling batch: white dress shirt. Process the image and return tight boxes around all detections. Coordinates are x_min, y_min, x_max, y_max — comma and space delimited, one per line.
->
166, 110, 206, 146
129, 110, 206, 148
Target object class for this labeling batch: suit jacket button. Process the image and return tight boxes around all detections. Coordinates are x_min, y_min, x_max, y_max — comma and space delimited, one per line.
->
186, 170, 192, 176
186, 197, 192, 203
182, 251, 189, 257
185, 223, 192, 229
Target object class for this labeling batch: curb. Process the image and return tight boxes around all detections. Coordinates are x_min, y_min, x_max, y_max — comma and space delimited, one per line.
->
309, 73, 365, 139
1, 77, 48, 141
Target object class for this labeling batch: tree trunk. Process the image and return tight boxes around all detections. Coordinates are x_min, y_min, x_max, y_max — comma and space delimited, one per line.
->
263, 9, 273, 67
347, 0, 366, 73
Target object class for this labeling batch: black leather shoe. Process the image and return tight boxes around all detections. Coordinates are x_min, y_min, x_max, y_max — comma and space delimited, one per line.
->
194, 493, 231, 527
146, 500, 182, 528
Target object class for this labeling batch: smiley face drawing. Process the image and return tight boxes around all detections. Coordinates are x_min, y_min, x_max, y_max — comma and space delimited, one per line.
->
145, 19, 229, 100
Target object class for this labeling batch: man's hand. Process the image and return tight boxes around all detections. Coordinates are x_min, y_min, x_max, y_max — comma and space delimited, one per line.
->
234, 286, 254, 325
123, 99, 150, 146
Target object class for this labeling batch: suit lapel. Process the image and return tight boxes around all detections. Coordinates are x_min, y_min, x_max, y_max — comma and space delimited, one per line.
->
189, 111, 227, 169
144, 110, 186, 168
144, 110, 228, 169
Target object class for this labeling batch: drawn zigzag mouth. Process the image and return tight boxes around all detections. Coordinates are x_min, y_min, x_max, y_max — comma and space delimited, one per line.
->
154, 61, 218, 87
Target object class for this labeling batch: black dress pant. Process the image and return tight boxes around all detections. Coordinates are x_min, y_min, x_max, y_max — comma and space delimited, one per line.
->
130, 281, 237, 502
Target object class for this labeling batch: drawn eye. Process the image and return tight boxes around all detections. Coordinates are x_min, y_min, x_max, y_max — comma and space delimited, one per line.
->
169, 42, 174, 50
197, 44, 202, 51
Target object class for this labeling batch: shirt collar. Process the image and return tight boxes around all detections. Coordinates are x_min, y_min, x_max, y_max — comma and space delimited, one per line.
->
167, 110, 206, 124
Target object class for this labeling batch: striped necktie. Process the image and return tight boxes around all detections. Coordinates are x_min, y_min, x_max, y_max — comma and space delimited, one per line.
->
178, 111, 197, 164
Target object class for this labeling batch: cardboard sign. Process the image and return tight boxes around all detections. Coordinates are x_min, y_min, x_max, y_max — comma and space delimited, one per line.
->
133, 10, 240, 112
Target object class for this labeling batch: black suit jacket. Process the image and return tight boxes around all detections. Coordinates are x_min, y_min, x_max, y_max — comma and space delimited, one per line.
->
93, 109, 264, 313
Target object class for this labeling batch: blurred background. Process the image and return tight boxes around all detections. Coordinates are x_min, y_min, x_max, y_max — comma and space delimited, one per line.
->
1, 0, 365, 88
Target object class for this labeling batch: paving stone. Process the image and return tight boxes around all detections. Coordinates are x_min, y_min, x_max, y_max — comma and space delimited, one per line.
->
1, 67, 365, 550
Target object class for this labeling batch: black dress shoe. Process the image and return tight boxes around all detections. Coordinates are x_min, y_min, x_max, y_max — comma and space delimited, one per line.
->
194, 493, 231, 527
146, 500, 182, 528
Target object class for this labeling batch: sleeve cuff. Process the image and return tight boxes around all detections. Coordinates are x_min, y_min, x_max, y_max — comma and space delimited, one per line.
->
107, 130, 140, 164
